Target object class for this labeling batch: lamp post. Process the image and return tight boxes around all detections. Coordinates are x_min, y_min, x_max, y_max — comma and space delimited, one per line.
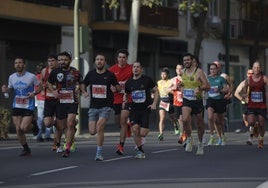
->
225, 0, 230, 75
74, 0, 80, 135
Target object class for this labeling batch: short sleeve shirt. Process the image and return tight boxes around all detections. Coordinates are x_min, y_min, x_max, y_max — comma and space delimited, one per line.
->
83, 69, 119, 108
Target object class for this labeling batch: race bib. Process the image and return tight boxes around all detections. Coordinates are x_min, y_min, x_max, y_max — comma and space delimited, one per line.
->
183, 89, 196, 100
92, 85, 107, 98
15, 96, 30, 108
59, 90, 74, 103
159, 101, 170, 111
131, 90, 146, 103
251, 92, 263, 102
208, 86, 220, 98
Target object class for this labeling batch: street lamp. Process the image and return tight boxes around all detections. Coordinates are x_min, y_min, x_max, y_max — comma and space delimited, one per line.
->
74, 0, 80, 135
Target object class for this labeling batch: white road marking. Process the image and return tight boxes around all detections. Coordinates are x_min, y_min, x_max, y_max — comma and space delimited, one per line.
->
31, 166, 78, 176
104, 156, 133, 162
0, 147, 21, 150
152, 148, 179, 154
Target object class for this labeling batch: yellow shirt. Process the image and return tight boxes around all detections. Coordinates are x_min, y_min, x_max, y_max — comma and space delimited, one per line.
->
182, 68, 202, 100
157, 79, 171, 98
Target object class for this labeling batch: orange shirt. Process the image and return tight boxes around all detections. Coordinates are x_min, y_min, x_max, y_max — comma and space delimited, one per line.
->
109, 63, 133, 104
171, 76, 183, 107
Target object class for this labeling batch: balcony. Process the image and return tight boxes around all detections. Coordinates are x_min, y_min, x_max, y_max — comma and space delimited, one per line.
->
92, 1, 179, 37
227, 19, 268, 46
0, 0, 87, 26
15, 0, 74, 9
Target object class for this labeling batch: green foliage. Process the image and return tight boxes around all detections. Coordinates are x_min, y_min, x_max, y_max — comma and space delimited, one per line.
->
179, 0, 210, 14
104, 0, 162, 9
104, 0, 119, 9
141, 0, 162, 8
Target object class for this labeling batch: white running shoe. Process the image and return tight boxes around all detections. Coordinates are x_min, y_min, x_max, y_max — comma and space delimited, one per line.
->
196, 142, 204, 155
185, 136, 193, 152
207, 135, 215, 146
56, 147, 63, 153
134, 150, 146, 159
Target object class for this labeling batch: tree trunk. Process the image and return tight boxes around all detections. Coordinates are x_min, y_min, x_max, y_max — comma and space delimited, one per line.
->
250, 0, 264, 66
193, 11, 207, 58
128, 0, 141, 64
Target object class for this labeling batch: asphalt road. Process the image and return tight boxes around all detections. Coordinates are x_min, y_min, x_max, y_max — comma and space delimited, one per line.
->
0, 130, 268, 188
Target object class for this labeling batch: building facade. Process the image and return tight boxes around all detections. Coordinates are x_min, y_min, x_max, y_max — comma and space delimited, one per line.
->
1, 0, 268, 130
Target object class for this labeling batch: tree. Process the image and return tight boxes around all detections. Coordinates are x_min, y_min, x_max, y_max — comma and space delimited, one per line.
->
179, 0, 210, 58
104, 0, 162, 64
250, 0, 265, 66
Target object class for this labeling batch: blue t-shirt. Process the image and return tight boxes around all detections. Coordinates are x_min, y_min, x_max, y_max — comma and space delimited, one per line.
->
8, 71, 40, 111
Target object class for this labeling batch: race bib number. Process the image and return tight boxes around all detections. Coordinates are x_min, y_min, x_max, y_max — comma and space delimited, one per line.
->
159, 101, 170, 111
251, 92, 263, 102
15, 96, 29, 108
131, 90, 146, 103
92, 85, 107, 98
208, 86, 220, 98
183, 89, 196, 100
59, 90, 74, 103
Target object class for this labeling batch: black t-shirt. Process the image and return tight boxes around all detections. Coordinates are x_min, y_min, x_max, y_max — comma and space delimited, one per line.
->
83, 69, 119, 108
125, 75, 155, 110
48, 67, 83, 103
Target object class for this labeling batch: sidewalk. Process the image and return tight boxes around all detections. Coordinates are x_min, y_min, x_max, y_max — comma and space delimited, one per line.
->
3, 118, 267, 142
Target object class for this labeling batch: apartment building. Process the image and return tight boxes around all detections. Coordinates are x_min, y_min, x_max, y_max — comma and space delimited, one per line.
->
1, 0, 268, 126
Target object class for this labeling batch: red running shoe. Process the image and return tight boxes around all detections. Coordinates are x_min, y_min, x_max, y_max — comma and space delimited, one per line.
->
178, 133, 187, 144
62, 149, 70, 158
258, 140, 264, 149
116, 144, 124, 155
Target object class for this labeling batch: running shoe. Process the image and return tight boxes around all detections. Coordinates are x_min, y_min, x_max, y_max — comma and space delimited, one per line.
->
63, 139, 66, 150
56, 147, 63, 153
185, 136, 193, 152
63, 140, 76, 152
196, 143, 204, 155
246, 138, 253, 145
174, 128, 180, 135
258, 139, 264, 149
70, 142, 76, 152
134, 150, 146, 159
216, 138, 222, 146
207, 135, 215, 146
178, 133, 187, 144
158, 134, 164, 141
51, 143, 57, 151
19, 149, 31, 157
62, 149, 70, 158
95, 154, 104, 161
116, 144, 124, 155
222, 135, 227, 146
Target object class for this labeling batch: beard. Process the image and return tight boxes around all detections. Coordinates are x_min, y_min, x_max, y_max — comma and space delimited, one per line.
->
16, 67, 24, 73
96, 65, 104, 71
184, 62, 192, 69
